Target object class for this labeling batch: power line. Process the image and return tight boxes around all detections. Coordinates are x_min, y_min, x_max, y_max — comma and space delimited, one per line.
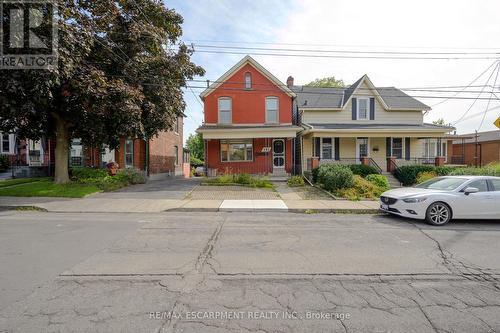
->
431, 60, 500, 107
477, 63, 500, 131
452, 62, 500, 125
452, 104, 500, 124
193, 49, 500, 61
193, 44, 500, 56
185, 39, 500, 51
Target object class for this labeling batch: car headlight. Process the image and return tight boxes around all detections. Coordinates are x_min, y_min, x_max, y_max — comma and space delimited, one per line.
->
403, 197, 427, 203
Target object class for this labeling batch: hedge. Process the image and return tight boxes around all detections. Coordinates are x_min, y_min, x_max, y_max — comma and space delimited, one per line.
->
348, 164, 379, 177
316, 164, 354, 192
395, 165, 459, 186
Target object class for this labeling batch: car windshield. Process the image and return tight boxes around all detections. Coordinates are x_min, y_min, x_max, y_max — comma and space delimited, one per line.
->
415, 177, 467, 190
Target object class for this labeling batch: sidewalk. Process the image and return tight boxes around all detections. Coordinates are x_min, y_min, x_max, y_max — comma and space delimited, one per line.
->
0, 196, 380, 213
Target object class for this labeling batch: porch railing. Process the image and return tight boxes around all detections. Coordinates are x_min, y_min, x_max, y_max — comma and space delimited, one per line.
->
450, 156, 465, 165
318, 158, 360, 166
395, 157, 435, 167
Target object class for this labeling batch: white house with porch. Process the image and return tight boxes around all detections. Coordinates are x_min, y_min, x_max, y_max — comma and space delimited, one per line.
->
291, 75, 455, 174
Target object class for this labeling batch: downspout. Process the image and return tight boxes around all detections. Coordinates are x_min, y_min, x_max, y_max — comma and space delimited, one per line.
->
145, 137, 150, 177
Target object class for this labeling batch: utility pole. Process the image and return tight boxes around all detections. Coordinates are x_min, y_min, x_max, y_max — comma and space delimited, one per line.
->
474, 130, 478, 167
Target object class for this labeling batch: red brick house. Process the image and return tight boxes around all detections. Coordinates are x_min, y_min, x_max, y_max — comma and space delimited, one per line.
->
197, 56, 301, 176
1, 115, 187, 178
72, 115, 187, 178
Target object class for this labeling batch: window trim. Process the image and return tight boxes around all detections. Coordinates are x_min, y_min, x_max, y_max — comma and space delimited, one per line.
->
320, 137, 334, 160
391, 137, 404, 159
1, 133, 13, 154
356, 98, 369, 120
218, 97, 232, 124
124, 138, 134, 168
244, 72, 252, 89
265, 96, 279, 124
220, 139, 254, 163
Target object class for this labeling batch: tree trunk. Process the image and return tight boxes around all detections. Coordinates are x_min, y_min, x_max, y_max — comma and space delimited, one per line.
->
53, 115, 70, 184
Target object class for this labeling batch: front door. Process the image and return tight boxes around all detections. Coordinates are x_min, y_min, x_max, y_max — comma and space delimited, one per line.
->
272, 139, 285, 173
356, 138, 369, 164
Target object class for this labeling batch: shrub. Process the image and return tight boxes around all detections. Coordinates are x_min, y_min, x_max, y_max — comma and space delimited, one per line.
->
190, 156, 204, 167
71, 167, 108, 181
316, 164, 354, 192
434, 166, 455, 176
116, 168, 146, 184
394, 165, 435, 186
335, 175, 385, 200
0, 155, 9, 172
311, 167, 320, 183
287, 175, 305, 187
348, 164, 379, 178
416, 171, 438, 184
205, 174, 273, 188
366, 174, 389, 191
449, 163, 500, 177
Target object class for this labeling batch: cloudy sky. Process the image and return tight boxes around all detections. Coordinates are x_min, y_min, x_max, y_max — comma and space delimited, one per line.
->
168, 0, 500, 143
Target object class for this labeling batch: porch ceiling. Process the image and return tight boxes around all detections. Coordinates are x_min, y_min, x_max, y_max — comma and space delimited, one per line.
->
197, 125, 302, 139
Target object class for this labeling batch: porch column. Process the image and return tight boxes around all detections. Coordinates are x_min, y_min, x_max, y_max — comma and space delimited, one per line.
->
309, 157, 319, 171
435, 156, 445, 166
361, 156, 370, 166
387, 156, 396, 173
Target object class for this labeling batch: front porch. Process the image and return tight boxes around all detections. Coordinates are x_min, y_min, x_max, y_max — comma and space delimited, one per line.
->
301, 135, 455, 173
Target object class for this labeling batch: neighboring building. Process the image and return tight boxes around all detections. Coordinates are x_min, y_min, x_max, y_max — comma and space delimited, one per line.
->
1, 115, 187, 178
452, 130, 500, 166
196, 56, 302, 176
292, 75, 455, 173
71, 115, 186, 178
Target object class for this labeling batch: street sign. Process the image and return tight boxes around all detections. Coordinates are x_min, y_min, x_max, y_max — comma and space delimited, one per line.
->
495, 117, 500, 129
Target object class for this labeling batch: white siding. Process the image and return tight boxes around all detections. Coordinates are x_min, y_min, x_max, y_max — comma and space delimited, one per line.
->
302, 82, 424, 125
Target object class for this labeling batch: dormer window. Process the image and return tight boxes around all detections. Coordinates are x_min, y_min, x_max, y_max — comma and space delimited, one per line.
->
244, 72, 252, 89
357, 98, 369, 120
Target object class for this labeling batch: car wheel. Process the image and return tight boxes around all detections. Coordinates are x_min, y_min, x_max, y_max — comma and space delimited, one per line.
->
426, 202, 452, 226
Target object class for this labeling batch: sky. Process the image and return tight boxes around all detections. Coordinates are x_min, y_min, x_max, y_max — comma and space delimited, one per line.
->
168, 0, 500, 145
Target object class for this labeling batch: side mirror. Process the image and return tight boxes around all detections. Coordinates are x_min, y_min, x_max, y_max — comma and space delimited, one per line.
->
464, 187, 479, 195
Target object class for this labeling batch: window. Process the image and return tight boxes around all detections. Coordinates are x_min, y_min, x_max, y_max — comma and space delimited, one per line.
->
218, 97, 232, 124
70, 139, 83, 166
220, 139, 253, 162
244, 72, 252, 89
357, 98, 368, 120
423, 139, 446, 157
174, 146, 179, 165
490, 179, 500, 191
266, 97, 279, 123
124, 139, 134, 168
174, 117, 179, 133
391, 138, 403, 159
321, 138, 333, 159
2, 134, 10, 153
467, 179, 488, 192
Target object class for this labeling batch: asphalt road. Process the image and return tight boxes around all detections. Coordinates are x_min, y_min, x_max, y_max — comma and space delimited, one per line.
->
1, 211, 500, 332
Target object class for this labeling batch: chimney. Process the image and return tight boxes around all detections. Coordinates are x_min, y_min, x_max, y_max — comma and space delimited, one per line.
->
286, 76, 294, 87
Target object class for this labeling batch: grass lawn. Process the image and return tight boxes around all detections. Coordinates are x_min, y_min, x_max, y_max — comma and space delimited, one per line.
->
0, 180, 101, 198
0, 178, 48, 188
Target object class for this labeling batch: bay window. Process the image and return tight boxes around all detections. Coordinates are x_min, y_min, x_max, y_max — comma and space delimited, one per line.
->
220, 139, 253, 162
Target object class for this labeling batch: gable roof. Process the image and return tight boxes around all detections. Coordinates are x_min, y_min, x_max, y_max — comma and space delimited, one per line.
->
292, 75, 431, 111
199, 55, 296, 99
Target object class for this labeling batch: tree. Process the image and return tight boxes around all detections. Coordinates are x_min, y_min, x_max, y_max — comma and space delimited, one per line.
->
305, 76, 345, 88
433, 118, 446, 125
186, 133, 204, 161
0, 0, 204, 183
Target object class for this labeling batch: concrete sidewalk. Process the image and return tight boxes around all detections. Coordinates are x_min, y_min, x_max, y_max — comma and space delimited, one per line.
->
0, 196, 380, 213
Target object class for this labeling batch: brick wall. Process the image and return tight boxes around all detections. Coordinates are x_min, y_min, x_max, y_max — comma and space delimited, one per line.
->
452, 140, 500, 166
149, 116, 184, 175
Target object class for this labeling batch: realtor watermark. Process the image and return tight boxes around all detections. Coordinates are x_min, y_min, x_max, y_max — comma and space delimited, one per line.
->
148, 310, 351, 321
0, 0, 58, 69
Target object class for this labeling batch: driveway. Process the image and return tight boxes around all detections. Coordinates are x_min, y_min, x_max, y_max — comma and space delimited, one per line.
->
1, 211, 500, 332
91, 177, 201, 199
